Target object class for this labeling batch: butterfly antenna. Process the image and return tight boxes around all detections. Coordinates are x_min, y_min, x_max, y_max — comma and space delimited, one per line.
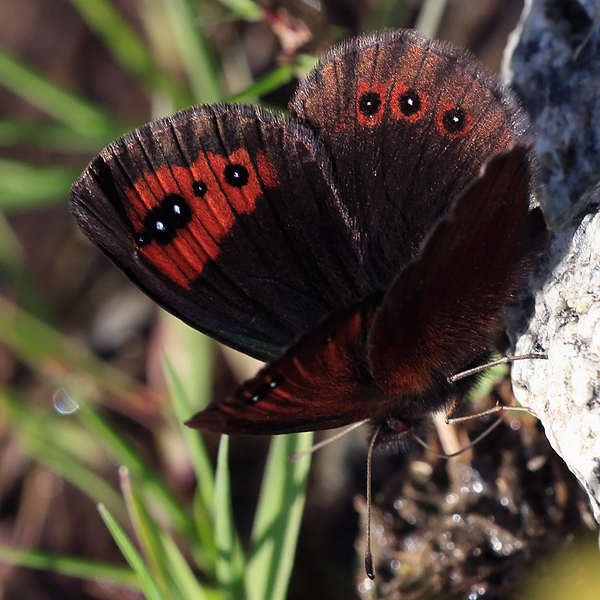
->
413, 416, 505, 459
447, 352, 547, 383
364, 424, 382, 580
288, 419, 369, 462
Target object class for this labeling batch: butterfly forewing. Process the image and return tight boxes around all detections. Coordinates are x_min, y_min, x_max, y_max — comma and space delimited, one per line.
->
71, 104, 369, 361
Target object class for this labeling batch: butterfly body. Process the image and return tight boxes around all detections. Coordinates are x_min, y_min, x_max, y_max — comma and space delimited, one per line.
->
70, 30, 545, 445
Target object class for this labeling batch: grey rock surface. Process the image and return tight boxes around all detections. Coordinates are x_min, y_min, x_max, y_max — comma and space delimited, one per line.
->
505, 0, 600, 523
507, 0, 600, 222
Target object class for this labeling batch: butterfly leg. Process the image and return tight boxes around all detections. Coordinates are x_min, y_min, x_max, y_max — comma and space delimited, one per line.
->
444, 351, 547, 424
446, 400, 535, 425
416, 398, 535, 460
447, 353, 547, 384
445, 400, 534, 426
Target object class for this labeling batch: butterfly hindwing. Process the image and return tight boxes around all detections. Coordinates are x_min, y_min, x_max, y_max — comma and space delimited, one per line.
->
367, 145, 545, 396
186, 296, 390, 435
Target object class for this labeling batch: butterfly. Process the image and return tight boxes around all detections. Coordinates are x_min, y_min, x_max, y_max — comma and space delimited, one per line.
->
70, 29, 545, 450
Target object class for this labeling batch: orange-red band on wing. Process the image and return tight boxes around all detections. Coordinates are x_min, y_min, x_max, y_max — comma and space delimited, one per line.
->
124, 148, 278, 289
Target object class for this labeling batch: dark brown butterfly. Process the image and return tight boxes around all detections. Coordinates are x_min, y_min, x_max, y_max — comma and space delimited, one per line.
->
70, 30, 545, 450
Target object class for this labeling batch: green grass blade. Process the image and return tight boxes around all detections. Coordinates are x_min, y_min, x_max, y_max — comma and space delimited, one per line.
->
69, 0, 156, 87
162, 315, 215, 413
160, 532, 211, 600
0, 546, 139, 589
0, 119, 119, 152
163, 352, 217, 566
2, 390, 104, 466
163, 351, 215, 505
414, 0, 448, 38
161, 316, 219, 569
245, 433, 313, 600
121, 467, 213, 600
31, 444, 125, 516
213, 436, 245, 594
227, 62, 295, 103
0, 209, 26, 266
75, 401, 213, 570
216, 0, 263, 21
98, 503, 167, 600
0, 46, 117, 137
159, 0, 221, 103
295, 53, 320, 77
67, 0, 190, 107
467, 350, 508, 401
119, 467, 178, 599
0, 159, 82, 211
76, 402, 156, 477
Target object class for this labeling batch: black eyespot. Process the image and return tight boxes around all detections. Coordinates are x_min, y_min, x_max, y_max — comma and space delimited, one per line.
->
138, 193, 192, 246
224, 164, 249, 187
442, 107, 468, 135
246, 375, 284, 404
358, 91, 382, 117
398, 89, 422, 116
192, 180, 207, 197
248, 386, 269, 404
270, 375, 284, 388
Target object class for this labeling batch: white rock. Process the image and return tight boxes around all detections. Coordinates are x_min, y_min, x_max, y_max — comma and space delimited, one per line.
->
506, 0, 600, 524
